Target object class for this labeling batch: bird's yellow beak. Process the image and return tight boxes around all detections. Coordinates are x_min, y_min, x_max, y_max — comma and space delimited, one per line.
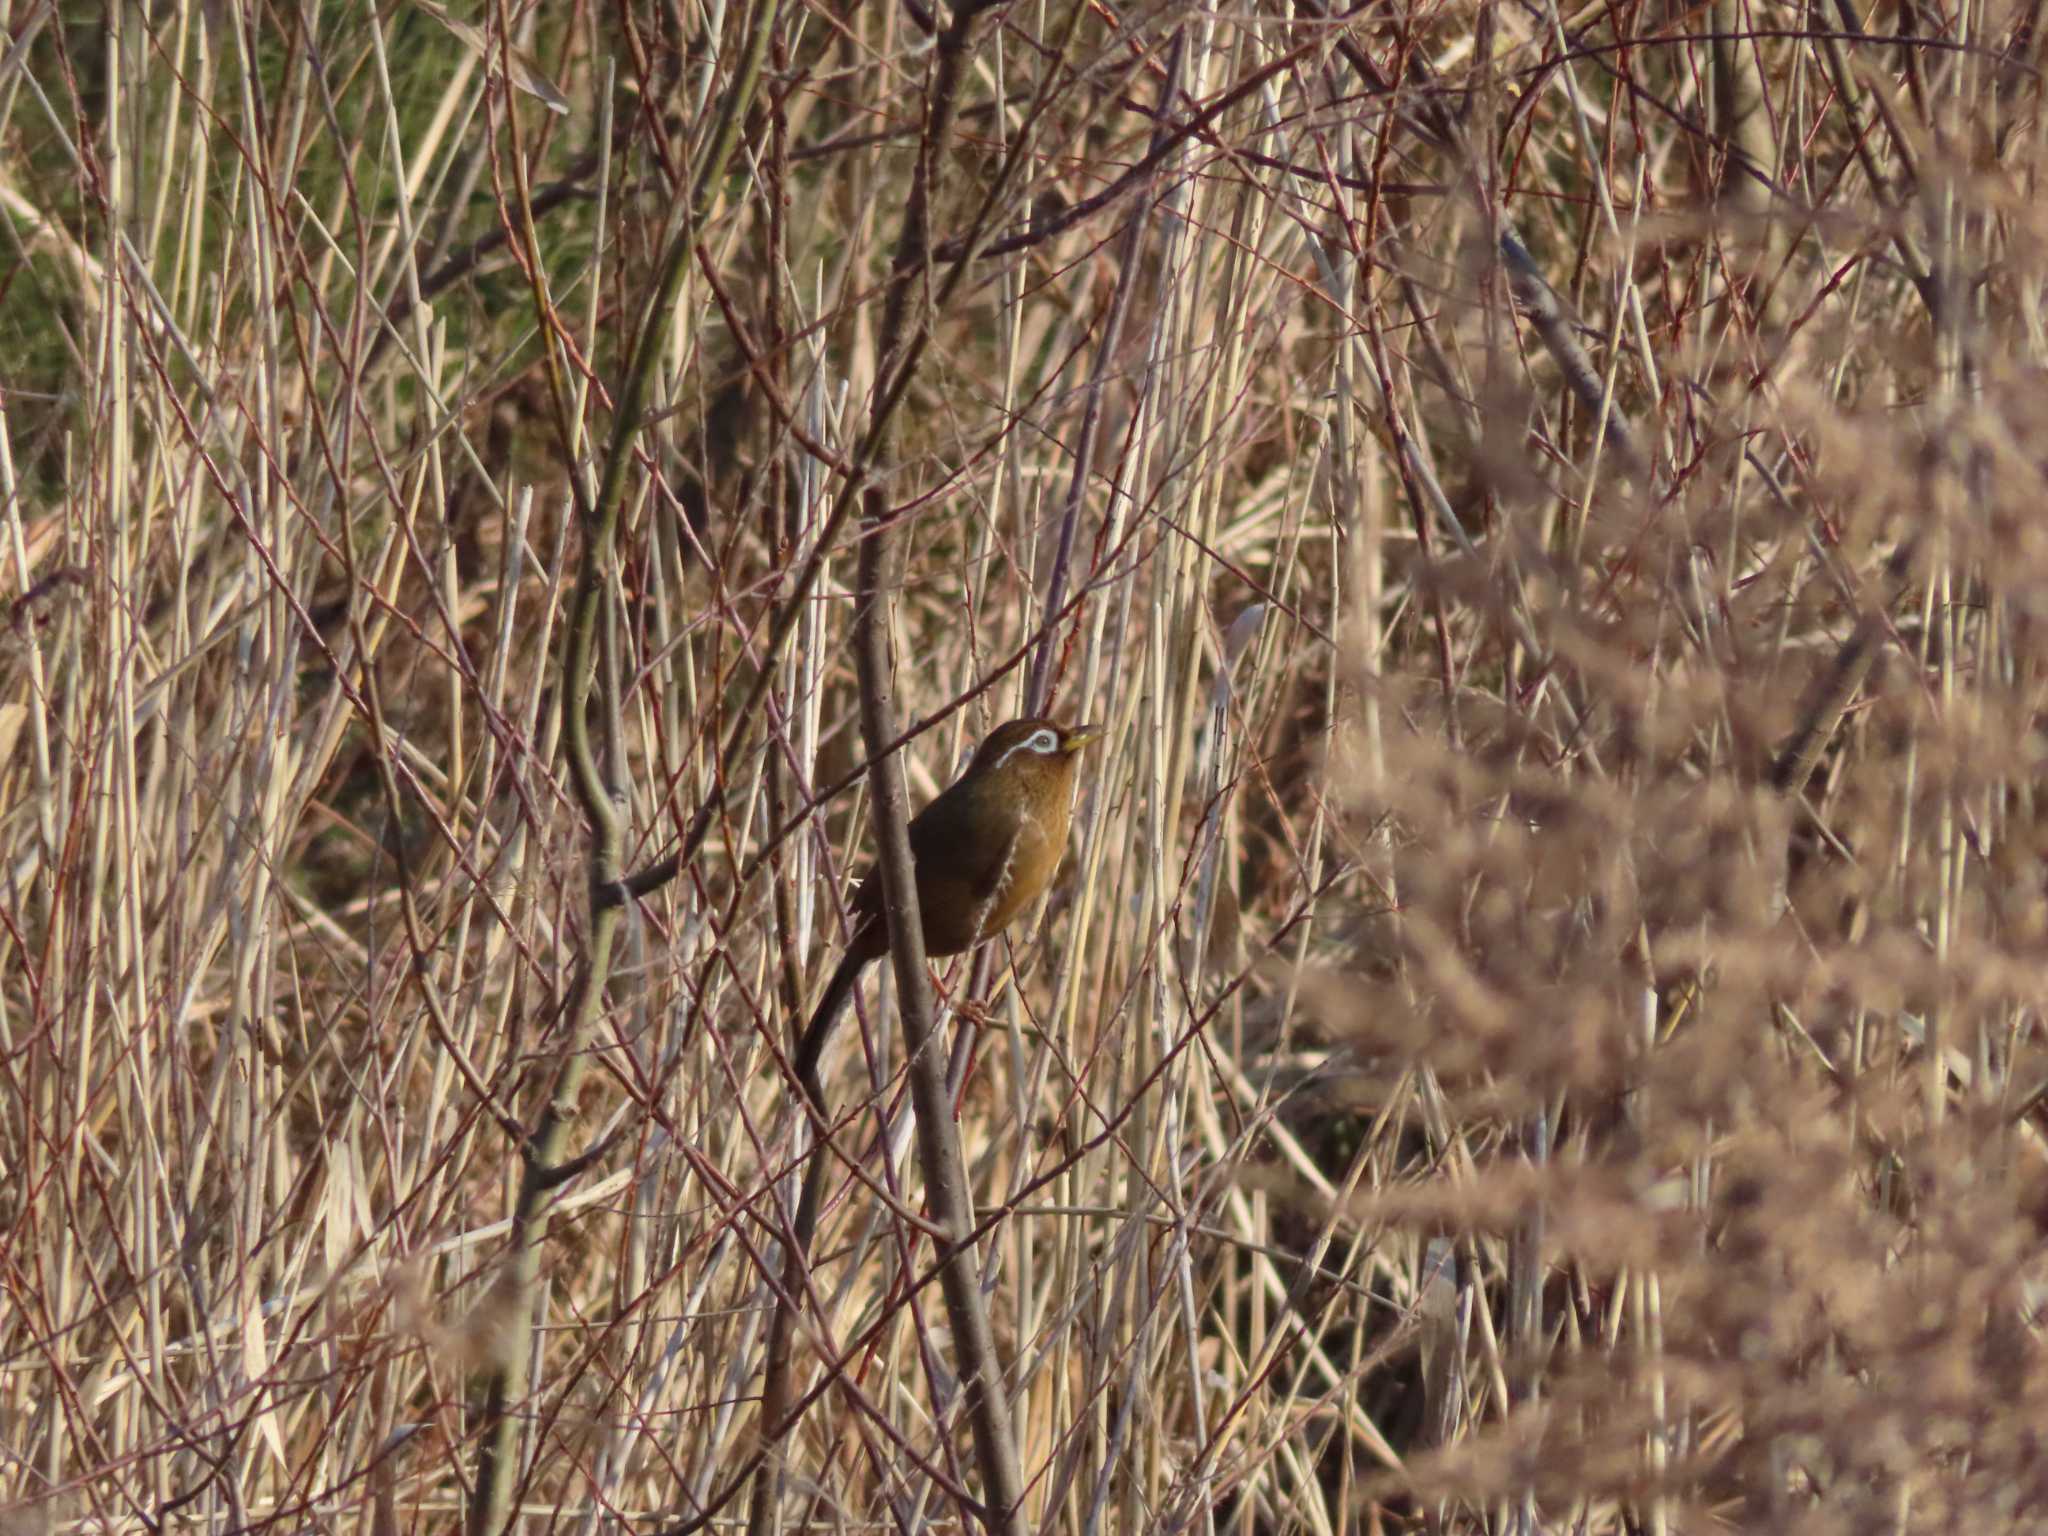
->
1061, 725, 1102, 753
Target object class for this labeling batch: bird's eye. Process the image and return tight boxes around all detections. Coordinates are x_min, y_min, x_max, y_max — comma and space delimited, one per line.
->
1027, 729, 1059, 754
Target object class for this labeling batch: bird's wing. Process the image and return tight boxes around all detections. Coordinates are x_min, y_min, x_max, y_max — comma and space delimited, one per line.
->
846, 783, 1012, 928
907, 784, 1022, 908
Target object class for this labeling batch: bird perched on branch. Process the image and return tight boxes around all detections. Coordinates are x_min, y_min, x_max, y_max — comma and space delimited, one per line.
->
794, 717, 1101, 1088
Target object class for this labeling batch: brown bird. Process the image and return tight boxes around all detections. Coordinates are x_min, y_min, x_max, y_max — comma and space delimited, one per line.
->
793, 717, 1100, 1089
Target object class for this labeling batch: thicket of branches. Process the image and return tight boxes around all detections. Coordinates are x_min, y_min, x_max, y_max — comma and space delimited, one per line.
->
5, 0, 2048, 1531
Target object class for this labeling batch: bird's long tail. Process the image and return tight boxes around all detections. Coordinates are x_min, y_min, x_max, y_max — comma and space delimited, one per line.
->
792, 946, 871, 1099
754, 945, 869, 1535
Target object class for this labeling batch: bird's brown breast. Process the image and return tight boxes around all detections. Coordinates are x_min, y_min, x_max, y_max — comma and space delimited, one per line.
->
847, 768, 1075, 959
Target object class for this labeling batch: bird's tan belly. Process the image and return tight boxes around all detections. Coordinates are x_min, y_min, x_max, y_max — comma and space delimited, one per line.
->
920, 819, 1059, 956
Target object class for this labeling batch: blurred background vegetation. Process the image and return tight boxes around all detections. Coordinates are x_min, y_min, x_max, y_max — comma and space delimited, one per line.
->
5, 0, 2048, 1531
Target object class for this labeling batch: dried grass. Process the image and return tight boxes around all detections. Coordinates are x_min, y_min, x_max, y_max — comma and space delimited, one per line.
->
4, 0, 2048, 1531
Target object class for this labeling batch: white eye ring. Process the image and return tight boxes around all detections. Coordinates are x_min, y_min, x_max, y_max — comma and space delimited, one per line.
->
1025, 728, 1059, 754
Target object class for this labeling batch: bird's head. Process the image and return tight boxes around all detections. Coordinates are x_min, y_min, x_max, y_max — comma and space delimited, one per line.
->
964, 717, 1101, 797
